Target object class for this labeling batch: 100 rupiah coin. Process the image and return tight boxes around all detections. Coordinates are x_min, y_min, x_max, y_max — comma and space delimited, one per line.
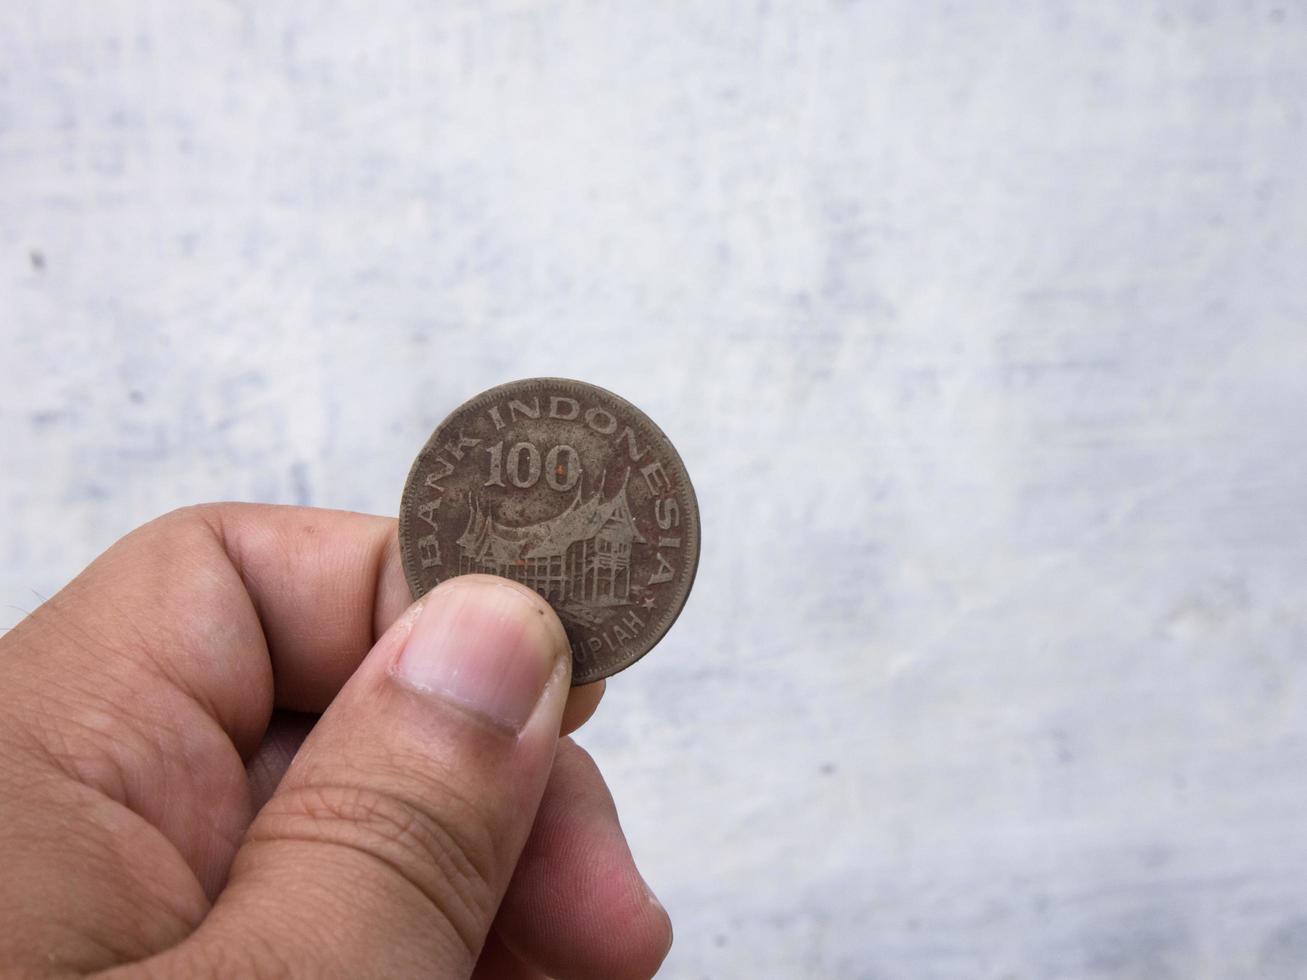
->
398, 378, 699, 685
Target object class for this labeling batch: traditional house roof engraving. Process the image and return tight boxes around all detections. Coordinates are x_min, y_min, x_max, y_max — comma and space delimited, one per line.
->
458, 475, 644, 562
457, 472, 645, 610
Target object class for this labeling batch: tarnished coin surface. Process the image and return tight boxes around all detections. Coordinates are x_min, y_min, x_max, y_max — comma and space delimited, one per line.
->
398, 378, 699, 685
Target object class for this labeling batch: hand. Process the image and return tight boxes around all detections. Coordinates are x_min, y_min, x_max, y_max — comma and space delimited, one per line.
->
0, 505, 672, 978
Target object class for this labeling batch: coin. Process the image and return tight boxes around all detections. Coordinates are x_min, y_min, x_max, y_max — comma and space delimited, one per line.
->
398, 378, 700, 685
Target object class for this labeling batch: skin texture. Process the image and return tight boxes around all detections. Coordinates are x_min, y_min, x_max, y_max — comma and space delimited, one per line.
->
0, 504, 672, 979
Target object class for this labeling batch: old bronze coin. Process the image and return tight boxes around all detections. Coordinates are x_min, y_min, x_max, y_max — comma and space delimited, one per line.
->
398, 378, 700, 685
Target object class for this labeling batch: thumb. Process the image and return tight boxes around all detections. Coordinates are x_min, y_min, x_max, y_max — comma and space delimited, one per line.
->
152, 575, 572, 979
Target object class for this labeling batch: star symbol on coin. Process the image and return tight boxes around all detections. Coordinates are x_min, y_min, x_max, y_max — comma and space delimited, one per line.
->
641, 595, 656, 609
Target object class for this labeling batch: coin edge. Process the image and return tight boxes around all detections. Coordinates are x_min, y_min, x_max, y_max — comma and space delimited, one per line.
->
397, 376, 700, 685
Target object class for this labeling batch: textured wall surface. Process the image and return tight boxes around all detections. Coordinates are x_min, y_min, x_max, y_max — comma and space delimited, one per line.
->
3, 3, 1306, 977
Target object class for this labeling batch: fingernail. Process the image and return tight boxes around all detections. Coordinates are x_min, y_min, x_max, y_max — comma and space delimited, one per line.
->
392, 580, 566, 731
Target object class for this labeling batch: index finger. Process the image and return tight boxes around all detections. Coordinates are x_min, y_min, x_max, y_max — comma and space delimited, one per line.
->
195, 503, 604, 725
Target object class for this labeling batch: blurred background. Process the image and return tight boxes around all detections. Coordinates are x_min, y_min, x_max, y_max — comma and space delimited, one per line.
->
2, 2, 1306, 977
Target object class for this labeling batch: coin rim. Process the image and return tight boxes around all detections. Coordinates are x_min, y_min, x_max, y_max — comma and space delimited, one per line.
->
397, 376, 701, 685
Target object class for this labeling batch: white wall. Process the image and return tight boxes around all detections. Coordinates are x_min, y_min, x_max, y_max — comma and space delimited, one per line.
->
3, 3, 1306, 976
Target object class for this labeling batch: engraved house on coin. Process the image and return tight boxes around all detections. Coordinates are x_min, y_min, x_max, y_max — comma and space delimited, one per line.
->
456, 473, 645, 614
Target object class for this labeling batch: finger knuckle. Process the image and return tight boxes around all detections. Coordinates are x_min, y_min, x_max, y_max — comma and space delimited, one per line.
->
144, 503, 224, 545
252, 782, 497, 956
